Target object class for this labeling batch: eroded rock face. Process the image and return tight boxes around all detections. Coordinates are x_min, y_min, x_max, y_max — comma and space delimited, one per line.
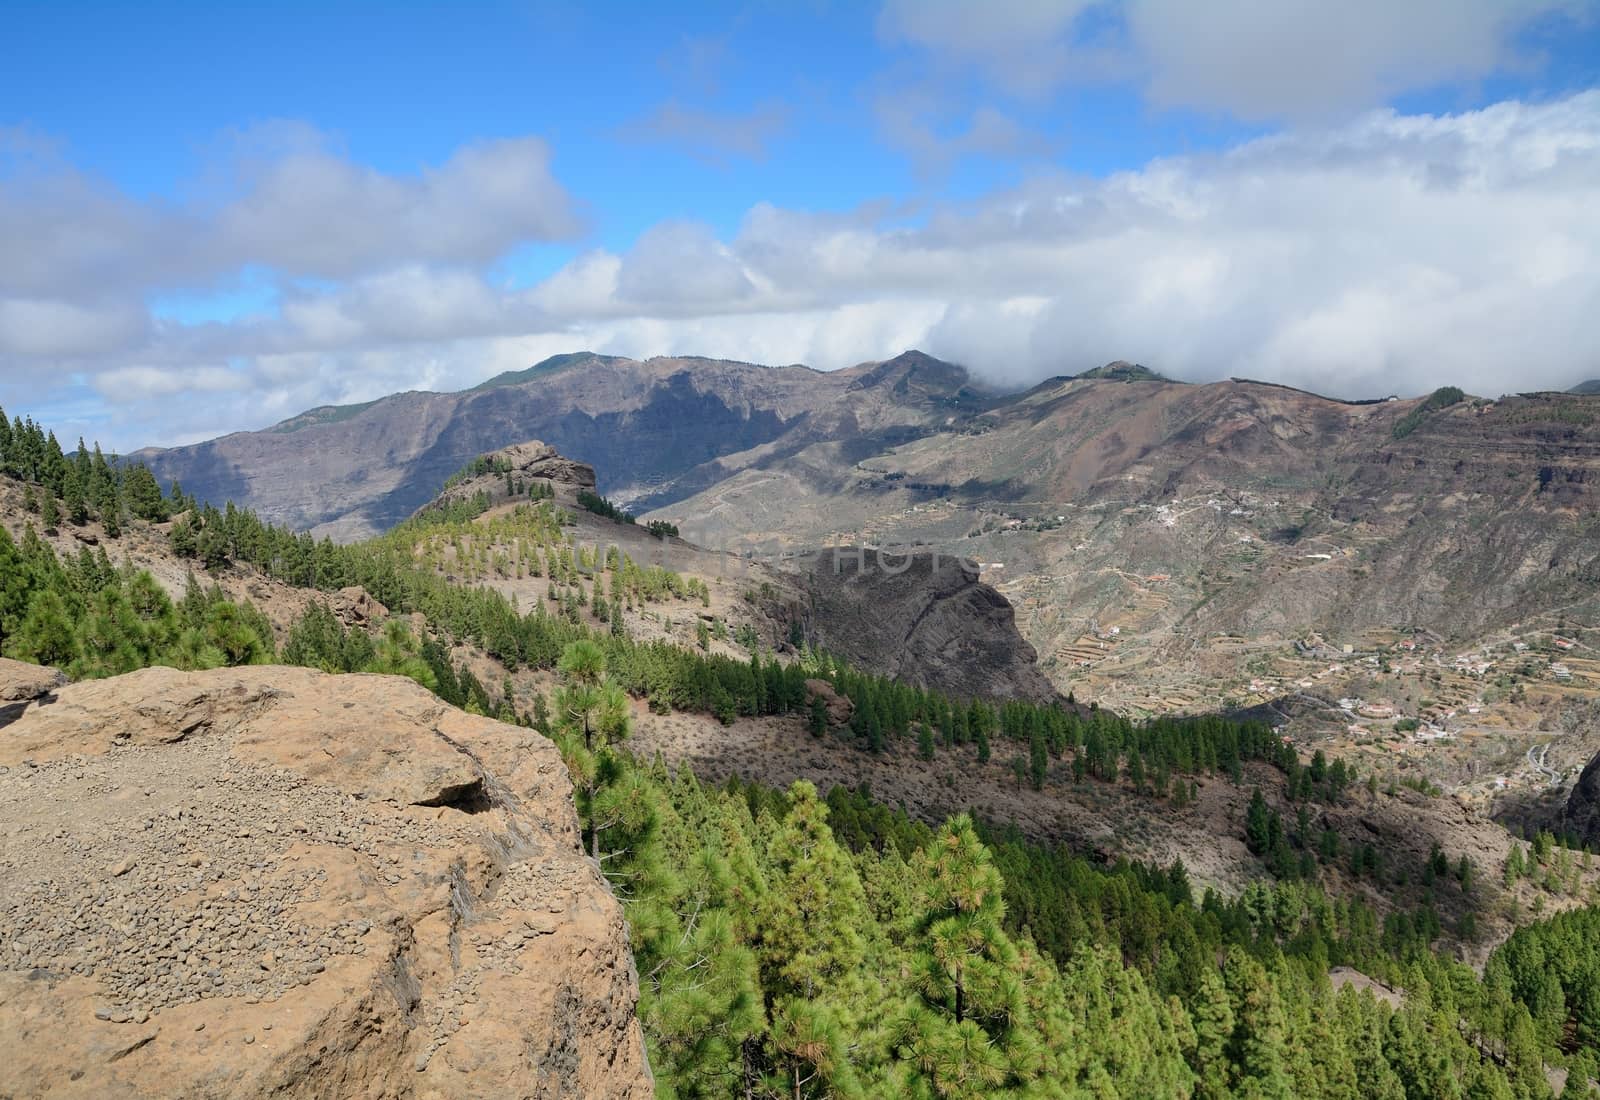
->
0, 657, 64, 703
1565, 752, 1600, 849
330, 585, 389, 627
0, 664, 651, 1099
798, 549, 1060, 704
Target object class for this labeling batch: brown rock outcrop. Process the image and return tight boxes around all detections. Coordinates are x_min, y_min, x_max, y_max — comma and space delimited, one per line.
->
494, 441, 599, 496
0, 657, 64, 702
0, 664, 652, 1099
803, 679, 854, 727
414, 441, 598, 524
330, 585, 389, 626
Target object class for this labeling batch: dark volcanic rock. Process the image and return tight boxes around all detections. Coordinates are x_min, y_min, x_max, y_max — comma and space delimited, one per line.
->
798, 548, 1059, 704
1565, 752, 1600, 848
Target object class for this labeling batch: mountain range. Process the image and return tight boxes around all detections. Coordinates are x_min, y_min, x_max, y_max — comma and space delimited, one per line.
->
136, 352, 1600, 766
133, 350, 989, 542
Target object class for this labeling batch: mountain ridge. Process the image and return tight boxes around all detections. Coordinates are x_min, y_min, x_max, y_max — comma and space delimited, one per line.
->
132, 349, 984, 541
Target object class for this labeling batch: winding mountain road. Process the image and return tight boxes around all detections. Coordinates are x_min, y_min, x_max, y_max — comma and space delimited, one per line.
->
1528, 743, 1562, 787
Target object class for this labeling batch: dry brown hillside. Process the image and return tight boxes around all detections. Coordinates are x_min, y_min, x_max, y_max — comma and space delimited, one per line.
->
648, 374, 1600, 821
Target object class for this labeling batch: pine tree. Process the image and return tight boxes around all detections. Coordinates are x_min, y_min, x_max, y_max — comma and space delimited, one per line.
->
897, 815, 1033, 1096
0, 526, 28, 655
1223, 948, 1293, 1099
1246, 787, 1273, 855
62, 468, 88, 526
809, 694, 828, 737
203, 601, 272, 666
73, 586, 150, 678
9, 589, 77, 668
1028, 728, 1047, 790
552, 640, 646, 866
1190, 967, 1235, 1099
125, 570, 179, 656
1127, 745, 1146, 794
197, 518, 228, 569
759, 782, 869, 1097
626, 790, 764, 1098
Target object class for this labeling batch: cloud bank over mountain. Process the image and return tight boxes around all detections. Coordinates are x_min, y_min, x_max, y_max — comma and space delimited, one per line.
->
2, 1, 1596, 448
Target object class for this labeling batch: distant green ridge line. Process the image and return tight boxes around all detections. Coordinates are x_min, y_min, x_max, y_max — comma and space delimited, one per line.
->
267, 398, 382, 434
469, 351, 618, 392
1075, 362, 1170, 383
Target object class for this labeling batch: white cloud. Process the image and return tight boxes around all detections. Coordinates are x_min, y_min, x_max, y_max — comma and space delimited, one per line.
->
0, 124, 581, 378
875, 97, 1056, 175
93, 365, 249, 400
279, 266, 522, 346
5, 95, 1600, 450
877, 0, 1117, 97
1127, 0, 1589, 120
0, 297, 149, 356
507, 92, 1600, 399
621, 101, 790, 164
879, 0, 1591, 120
531, 252, 623, 318
615, 222, 758, 308
210, 130, 582, 277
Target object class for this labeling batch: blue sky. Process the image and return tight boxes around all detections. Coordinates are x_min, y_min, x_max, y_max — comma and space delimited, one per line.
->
2, 0, 1598, 450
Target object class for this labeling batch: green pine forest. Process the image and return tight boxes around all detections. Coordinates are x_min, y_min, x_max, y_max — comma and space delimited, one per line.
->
1, 407, 1598, 1098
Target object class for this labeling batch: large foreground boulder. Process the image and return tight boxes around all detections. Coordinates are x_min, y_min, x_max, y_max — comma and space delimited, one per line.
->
0, 657, 64, 703
0, 664, 651, 1099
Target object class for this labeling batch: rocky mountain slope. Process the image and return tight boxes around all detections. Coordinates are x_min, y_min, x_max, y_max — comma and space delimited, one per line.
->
134, 350, 989, 542
138, 351, 1600, 700
652, 374, 1600, 712
0, 660, 650, 1099
6, 418, 1593, 997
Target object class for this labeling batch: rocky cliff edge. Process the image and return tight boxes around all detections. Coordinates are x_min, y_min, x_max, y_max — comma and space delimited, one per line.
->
0, 659, 651, 1099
